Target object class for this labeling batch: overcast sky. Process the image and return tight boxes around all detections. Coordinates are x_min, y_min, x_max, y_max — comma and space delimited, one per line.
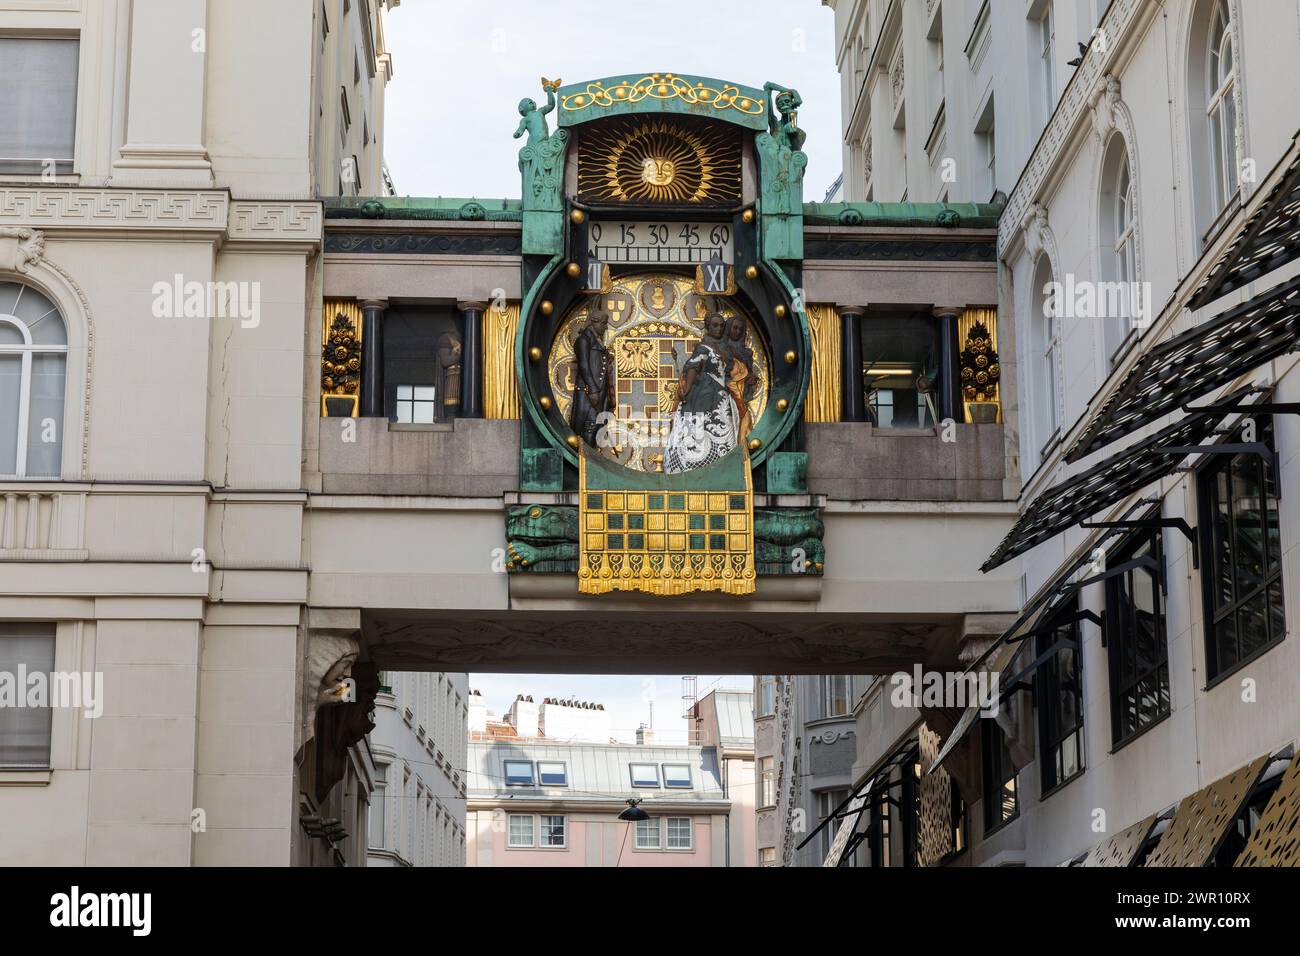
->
470, 673, 754, 746
382, 0, 844, 201
384, 3, 837, 745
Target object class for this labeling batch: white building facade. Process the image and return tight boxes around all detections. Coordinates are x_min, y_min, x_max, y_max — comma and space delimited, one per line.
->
0, 0, 399, 866
822, 0, 1300, 867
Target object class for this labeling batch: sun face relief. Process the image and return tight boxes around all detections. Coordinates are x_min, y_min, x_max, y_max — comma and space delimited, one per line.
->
641, 157, 677, 187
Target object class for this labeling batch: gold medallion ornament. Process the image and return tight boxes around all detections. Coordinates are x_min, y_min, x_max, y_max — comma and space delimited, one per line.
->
578, 115, 742, 205
547, 273, 769, 473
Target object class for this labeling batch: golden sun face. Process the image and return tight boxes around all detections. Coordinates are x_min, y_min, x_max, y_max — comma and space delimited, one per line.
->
578, 116, 742, 205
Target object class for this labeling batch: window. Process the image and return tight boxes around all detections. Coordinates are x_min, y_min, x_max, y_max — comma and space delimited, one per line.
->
369, 766, 387, 848
0, 624, 55, 768
507, 814, 534, 848
759, 757, 776, 808
1099, 136, 1139, 366
758, 847, 777, 866
629, 762, 659, 788
1030, 255, 1060, 457
756, 674, 776, 718
982, 719, 1018, 832
867, 786, 892, 867
662, 764, 692, 789
540, 814, 566, 848
0, 38, 79, 176
817, 789, 851, 864
1036, 599, 1085, 792
974, 95, 996, 199
503, 760, 534, 786
0, 282, 68, 478
1037, 3, 1056, 125
948, 781, 967, 859
1205, 0, 1238, 216
537, 760, 567, 787
665, 817, 693, 850
635, 817, 660, 849
1199, 419, 1286, 679
818, 675, 850, 718
1105, 523, 1171, 744
1211, 755, 1289, 866
862, 314, 939, 428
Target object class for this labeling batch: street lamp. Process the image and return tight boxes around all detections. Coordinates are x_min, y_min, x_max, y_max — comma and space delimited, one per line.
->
618, 797, 650, 822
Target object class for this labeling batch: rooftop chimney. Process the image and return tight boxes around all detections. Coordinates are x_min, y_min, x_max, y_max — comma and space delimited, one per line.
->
507, 696, 540, 738
636, 723, 655, 746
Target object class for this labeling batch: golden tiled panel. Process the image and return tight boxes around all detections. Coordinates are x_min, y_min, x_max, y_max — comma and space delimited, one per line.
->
1235, 754, 1300, 867
917, 724, 956, 866
577, 452, 755, 596
1143, 756, 1269, 867
1081, 814, 1157, 867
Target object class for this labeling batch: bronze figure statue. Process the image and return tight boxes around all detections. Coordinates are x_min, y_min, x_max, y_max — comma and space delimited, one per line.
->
569, 303, 615, 448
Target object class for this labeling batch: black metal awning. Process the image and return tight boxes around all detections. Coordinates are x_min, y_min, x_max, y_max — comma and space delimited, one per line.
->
1188, 148, 1300, 311
1064, 276, 1300, 463
983, 391, 1259, 571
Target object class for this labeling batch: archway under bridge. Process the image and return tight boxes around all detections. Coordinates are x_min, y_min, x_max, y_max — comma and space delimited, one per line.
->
350, 606, 1015, 675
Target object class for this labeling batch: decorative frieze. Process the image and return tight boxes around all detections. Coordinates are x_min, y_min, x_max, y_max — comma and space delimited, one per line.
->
0, 189, 228, 230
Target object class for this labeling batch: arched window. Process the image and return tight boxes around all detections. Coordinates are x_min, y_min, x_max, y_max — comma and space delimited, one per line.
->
1029, 256, 1060, 457
1099, 135, 1138, 365
0, 281, 67, 477
1205, 0, 1238, 214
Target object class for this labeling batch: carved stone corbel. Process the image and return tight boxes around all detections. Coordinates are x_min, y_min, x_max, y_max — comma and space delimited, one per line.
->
0, 227, 45, 274
1021, 203, 1048, 259
1090, 74, 1122, 143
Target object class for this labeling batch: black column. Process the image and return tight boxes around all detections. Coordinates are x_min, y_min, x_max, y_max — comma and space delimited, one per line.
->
360, 299, 387, 417
933, 307, 962, 424
839, 307, 865, 423
458, 300, 486, 419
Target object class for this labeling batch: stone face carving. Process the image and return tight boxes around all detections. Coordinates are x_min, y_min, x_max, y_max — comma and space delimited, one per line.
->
1021, 203, 1048, 259
1090, 74, 1122, 142
303, 633, 361, 739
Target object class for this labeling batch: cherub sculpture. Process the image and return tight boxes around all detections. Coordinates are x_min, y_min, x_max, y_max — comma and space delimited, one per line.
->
514, 76, 562, 148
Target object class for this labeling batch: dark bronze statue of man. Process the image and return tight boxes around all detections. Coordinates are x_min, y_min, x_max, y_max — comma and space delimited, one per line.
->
570, 303, 615, 448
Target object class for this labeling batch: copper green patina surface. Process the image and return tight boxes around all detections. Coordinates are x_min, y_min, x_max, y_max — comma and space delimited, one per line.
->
324, 196, 522, 220
555, 73, 770, 130
803, 201, 1004, 229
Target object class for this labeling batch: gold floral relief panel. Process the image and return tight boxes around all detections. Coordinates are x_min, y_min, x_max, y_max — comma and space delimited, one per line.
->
1235, 753, 1300, 867
321, 299, 363, 417
1143, 756, 1269, 867
804, 304, 841, 423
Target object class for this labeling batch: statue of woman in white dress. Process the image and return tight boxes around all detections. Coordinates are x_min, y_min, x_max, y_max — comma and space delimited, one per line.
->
663, 312, 739, 473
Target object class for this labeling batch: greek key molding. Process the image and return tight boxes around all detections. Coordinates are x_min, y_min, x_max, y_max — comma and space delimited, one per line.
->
998, 0, 1146, 257
0, 189, 229, 230
229, 201, 323, 243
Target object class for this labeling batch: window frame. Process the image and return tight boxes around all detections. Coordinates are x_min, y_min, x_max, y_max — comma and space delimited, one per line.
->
0, 624, 56, 771
664, 816, 694, 851
506, 813, 535, 848
1205, 0, 1239, 216
0, 285, 69, 479
1035, 597, 1086, 795
981, 718, 1019, 834
661, 763, 693, 789
503, 759, 534, 787
818, 674, 850, 719
0, 35, 80, 177
1197, 419, 1287, 683
539, 814, 567, 849
634, 816, 661, 850
1104, 516, 1172, 747
756, 674, 777, 718
629, 762, 660, 788
758, 756, 776, 809
536, 760, 568, 787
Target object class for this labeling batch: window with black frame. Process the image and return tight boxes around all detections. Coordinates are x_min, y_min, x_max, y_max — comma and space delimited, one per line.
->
1036, 598, 1085, 793
1199, 418, 1286, 679
867, 785, 893, 867
981, 719, 1018, 833
1105, 522, 1171, 745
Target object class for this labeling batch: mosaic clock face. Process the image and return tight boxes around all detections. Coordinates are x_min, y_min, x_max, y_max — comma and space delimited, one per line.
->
548, 273, 769, 473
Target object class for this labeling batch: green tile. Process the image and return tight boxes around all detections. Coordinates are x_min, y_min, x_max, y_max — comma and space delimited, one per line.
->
607, 534, 624, 550
608, 514, 624, 530
669, 494, 686, 510
689, 534, 706, 550
729, 494, 746, 511
628, 513, 645, 530
709, 514, 726, 530
587, 493, 604, 509
628, 533, 645, 550
709, 534, 727, 550
648, 494, 665, 510
689, 514, 706, 531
